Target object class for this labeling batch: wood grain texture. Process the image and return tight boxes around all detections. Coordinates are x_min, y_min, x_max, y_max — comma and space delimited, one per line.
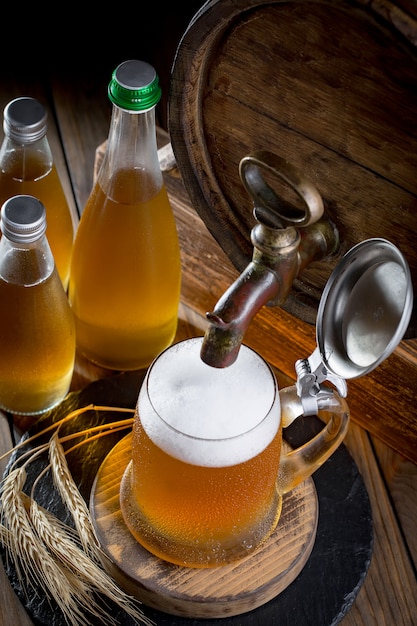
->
169, 0, 417, 308
341, 422, 417, 625
0, 414, 34, 626
371, 436, 417, 569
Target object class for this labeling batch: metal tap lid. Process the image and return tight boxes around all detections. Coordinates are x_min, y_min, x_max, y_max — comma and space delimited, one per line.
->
316, 238, 413, 380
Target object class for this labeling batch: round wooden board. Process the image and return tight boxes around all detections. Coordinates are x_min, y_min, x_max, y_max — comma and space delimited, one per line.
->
90, 433, 318, 619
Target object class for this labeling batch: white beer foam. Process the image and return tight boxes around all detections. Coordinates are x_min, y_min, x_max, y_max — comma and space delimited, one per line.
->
138, 337, 281, 467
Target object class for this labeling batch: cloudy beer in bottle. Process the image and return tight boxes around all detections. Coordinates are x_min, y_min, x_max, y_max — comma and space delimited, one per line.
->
68, 60, 181, 370
0, 97, 75, 289
0, 195, 75, 416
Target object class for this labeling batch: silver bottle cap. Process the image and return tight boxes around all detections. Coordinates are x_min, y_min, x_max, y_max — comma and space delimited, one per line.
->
3, 97, 47, 143
1, 195, 47, 243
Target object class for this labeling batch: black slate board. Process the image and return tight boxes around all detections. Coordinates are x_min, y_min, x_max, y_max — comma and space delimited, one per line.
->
1, 372, 373, 626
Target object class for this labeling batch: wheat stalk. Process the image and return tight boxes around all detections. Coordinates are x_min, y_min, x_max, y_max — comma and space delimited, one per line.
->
0, 405, 135, 464
1, 468, 95, 624
48, 430, 100, 560
0, 521, 12, 550
1, 466, 44, 587
0, 405, 156, 626
29, 497, 153, 625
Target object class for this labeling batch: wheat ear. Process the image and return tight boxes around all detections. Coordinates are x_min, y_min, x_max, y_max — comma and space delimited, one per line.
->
0, 468, 95, 625
46, 430, 154, 625
48, 430, 100, 560
0, 407, 156, 626
29, 497, 154, 626
1, 466, 44, 587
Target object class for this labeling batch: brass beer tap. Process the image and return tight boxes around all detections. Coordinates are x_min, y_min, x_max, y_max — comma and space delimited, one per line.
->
200, 150, 340, 368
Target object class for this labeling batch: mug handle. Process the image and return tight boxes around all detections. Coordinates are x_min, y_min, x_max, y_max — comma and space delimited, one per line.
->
277, 384, 350, 495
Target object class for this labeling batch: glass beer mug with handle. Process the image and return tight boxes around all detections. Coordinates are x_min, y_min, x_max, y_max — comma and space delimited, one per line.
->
120, 238, 413, 568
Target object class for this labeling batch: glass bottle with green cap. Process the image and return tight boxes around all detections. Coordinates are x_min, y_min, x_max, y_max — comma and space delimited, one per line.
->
0, 195, 75, 417
0, 97, 75, 290
68, 60, 181, 371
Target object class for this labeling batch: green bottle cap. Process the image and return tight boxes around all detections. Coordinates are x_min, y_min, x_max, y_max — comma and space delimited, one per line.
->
108, 60, 162, 111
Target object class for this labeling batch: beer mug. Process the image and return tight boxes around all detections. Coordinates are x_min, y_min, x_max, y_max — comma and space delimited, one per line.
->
120, 336, 350, 568
120, 239, 413, 568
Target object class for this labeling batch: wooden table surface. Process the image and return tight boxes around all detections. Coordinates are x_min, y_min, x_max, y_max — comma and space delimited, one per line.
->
0, 67, 416, 626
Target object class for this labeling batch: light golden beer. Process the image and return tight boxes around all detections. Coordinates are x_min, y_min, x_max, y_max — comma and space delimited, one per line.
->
0, 264, 75, 415
120, 337, 282, 568
68, 168, 181, 371
0, 156, 74, 291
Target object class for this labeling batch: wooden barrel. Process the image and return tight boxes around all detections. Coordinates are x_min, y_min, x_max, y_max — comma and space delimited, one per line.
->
169, 0, 417, 320
168, 0, 417, 463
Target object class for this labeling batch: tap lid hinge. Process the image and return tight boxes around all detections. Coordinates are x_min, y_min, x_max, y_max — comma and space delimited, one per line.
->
295, 347, 348, 415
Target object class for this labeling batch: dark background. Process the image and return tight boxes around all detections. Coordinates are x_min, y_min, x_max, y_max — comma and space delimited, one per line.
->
4, 1, 204, 130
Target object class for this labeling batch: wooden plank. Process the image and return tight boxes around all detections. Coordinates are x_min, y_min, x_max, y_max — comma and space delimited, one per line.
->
0, 412, 34, 626
51, 74, 111, 217
341, 423, 417, 625
371, 436, 417, 570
